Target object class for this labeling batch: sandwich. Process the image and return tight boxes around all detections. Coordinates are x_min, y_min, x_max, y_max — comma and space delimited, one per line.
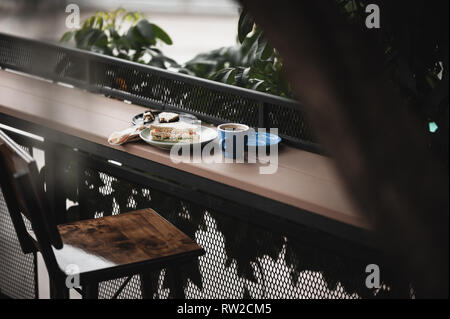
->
150, 122, 199, 142
158, 112, 179, 123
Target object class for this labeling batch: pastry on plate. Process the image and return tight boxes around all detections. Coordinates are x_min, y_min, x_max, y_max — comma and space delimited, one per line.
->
158, 112, 179, 123
143, 111, 155, 123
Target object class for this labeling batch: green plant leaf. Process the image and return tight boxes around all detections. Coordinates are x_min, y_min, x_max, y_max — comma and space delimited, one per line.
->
122, 11, 141, 23
83, 16, 95, 28
87, 30, 106, 48
256, 36, 273, 60
75, 29, 99, 48
60, 31, 74, 43
96, 16, 104, 30
125, 27, 138, 48
136, 20, 155, 43
92, 32, 108, 48
214, 67, 236, 84
151, 23, 173, 45
246, 32, 261, 64
250, 79, 265, 91
235, 67, 250, 86
238, 10, 254, 43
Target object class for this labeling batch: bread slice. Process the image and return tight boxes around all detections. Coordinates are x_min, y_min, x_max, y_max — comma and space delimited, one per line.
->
150, 122, 199, 142
158, 112, 179, 123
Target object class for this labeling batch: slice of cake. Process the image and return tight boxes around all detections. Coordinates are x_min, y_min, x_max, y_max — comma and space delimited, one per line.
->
158, 112, 179, 123
143, 111, 155, 123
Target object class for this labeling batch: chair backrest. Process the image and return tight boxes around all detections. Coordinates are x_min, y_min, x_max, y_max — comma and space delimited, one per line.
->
0, 129, 63, 276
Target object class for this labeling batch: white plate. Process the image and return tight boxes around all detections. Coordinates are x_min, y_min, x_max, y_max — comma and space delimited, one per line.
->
140, 126, 218, 150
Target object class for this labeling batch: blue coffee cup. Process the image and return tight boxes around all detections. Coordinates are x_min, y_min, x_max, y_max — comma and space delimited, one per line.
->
217, 123, 249, 160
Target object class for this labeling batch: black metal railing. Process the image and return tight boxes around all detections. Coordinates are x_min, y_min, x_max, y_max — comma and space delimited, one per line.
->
0, 32, 322, 153
0, 32, 415, 298
0, 125, 412, 299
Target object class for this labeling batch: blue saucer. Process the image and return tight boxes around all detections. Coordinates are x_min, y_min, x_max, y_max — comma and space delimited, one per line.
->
246, 132, 281, 147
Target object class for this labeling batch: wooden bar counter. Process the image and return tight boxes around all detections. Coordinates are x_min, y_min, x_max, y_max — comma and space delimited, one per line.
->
0, 69, 371, 244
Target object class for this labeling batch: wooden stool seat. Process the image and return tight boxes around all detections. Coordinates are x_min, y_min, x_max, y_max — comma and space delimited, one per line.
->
55, 209, 202, 283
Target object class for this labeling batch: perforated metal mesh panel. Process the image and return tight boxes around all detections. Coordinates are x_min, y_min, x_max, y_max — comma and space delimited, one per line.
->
266, 103, 316, 144
0, 33, 414, 299
71, 166, 410, 299
0, 37, 31, 70
91, 61, 260, 127
0, 145, 36, 299
0, 140, 413, 299
0, 33, 320, 152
